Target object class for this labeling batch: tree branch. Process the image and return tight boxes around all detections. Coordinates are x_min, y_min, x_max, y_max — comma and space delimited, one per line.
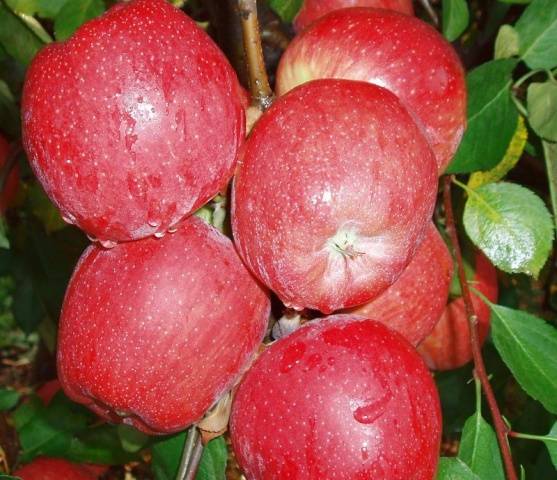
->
176, 425, 203, 480
443, 175, 518, 480
238, 0, 274, 111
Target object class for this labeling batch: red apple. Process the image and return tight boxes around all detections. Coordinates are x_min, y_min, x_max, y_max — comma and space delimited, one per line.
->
57, 216, 270, 434
276, 8, 466, 173
230, 315, 442, 479
232, 79, 437, 313
0, 135, 19, 213
349, 223, 453, 346
418, 252, 498, 370
13, 457, 101, 480
294, 0, 414, 31
22, 0, 245, 246
36, 379, 62, 405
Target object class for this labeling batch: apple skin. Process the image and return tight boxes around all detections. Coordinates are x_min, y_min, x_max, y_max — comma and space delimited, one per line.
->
418, 252, 498, 370
21, 0, 245, 245
276, 8, 466, 173
230, 315, 442, 480
13, 457, 102, 480
294, 0, 414, 31
0, 135, 19, 213
232, 79, 437, 313
57, 216, 270, 434
36, 379, 62, 405
349, 223, 453, 346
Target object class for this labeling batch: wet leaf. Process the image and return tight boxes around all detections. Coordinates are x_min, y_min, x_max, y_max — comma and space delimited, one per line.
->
527, 81, 557, 141
463, 182, 553, 277
436, 457, 480, 479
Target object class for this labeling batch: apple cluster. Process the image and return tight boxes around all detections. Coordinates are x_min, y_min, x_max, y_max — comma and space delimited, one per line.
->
20, 0, 497, 478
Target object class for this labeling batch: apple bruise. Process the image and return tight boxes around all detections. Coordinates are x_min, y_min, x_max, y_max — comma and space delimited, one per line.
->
232, 79, 437, 313
277, 7, 467, 173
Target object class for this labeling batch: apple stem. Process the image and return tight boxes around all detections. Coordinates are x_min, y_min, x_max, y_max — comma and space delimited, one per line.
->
418, 0, 439, 26
443, 175, 518, 480
238, 0, 275, 111
0, 143, 20, 193
176, 425, 204, 480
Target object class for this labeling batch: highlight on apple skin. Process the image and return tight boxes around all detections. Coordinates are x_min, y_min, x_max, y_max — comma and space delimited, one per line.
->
57, 216, 270, 434
277, 7, 466, 173
232, 78, 438, 313
349, 223, 453, 346
230, 314, 442, 480
22, 0, 245, 245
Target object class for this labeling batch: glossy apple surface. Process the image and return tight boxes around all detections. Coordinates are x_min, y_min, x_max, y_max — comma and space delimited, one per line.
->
294, 0, 413, 31
13, 457, 102, 480
349, 223, 453, 346
0, 135, 18, 212
277, 8, 466, 172
57, 217, 269, 434
232, 79, 437, 313
418, 252, 498, 370
230, 315, 442, 479
22, 0, 244, 245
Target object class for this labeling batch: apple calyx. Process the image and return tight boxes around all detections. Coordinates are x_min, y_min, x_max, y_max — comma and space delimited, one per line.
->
327, 227, 365, 259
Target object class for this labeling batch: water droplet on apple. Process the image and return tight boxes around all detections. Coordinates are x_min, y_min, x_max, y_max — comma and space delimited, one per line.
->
154, 231, 165, 239
352, 393, 392, 424
361, 446, 369, 461
279, 341, 306, 373
168, 226, 178, 233
61, 213, 76, 224
148, 219, 161, 227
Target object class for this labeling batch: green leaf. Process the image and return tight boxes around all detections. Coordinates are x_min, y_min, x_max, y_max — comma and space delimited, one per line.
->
0, 2, 44, 65
494, 25, 520, 59
14, 392, 93, 463
447, 59, 518, 173
462, 182, 554, 277
515, 0, 557, 69
151, 432, 227, 480
458, 413, 505, 479
436, 457, 480, 479
490, 304, 557, 413
0, 475, 21, 479
35, 0, 68, 18
468, 116, 528, 189
546, 422, 557, 468
544, 140, 557, 229
527, 81, 557, 141
4, 0, 38, 15
0, 79, 20, 137
54, 0, 105, 41
67, 424, 140, 465
0, 388, 20, 411
0, 217, 9, 249
267, 0, 303, 23
442, 0, 470, 42
27, 182, 67, 233
118, 424, 150, 453
12, 271, 44, 333
196, 436, 227, 480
